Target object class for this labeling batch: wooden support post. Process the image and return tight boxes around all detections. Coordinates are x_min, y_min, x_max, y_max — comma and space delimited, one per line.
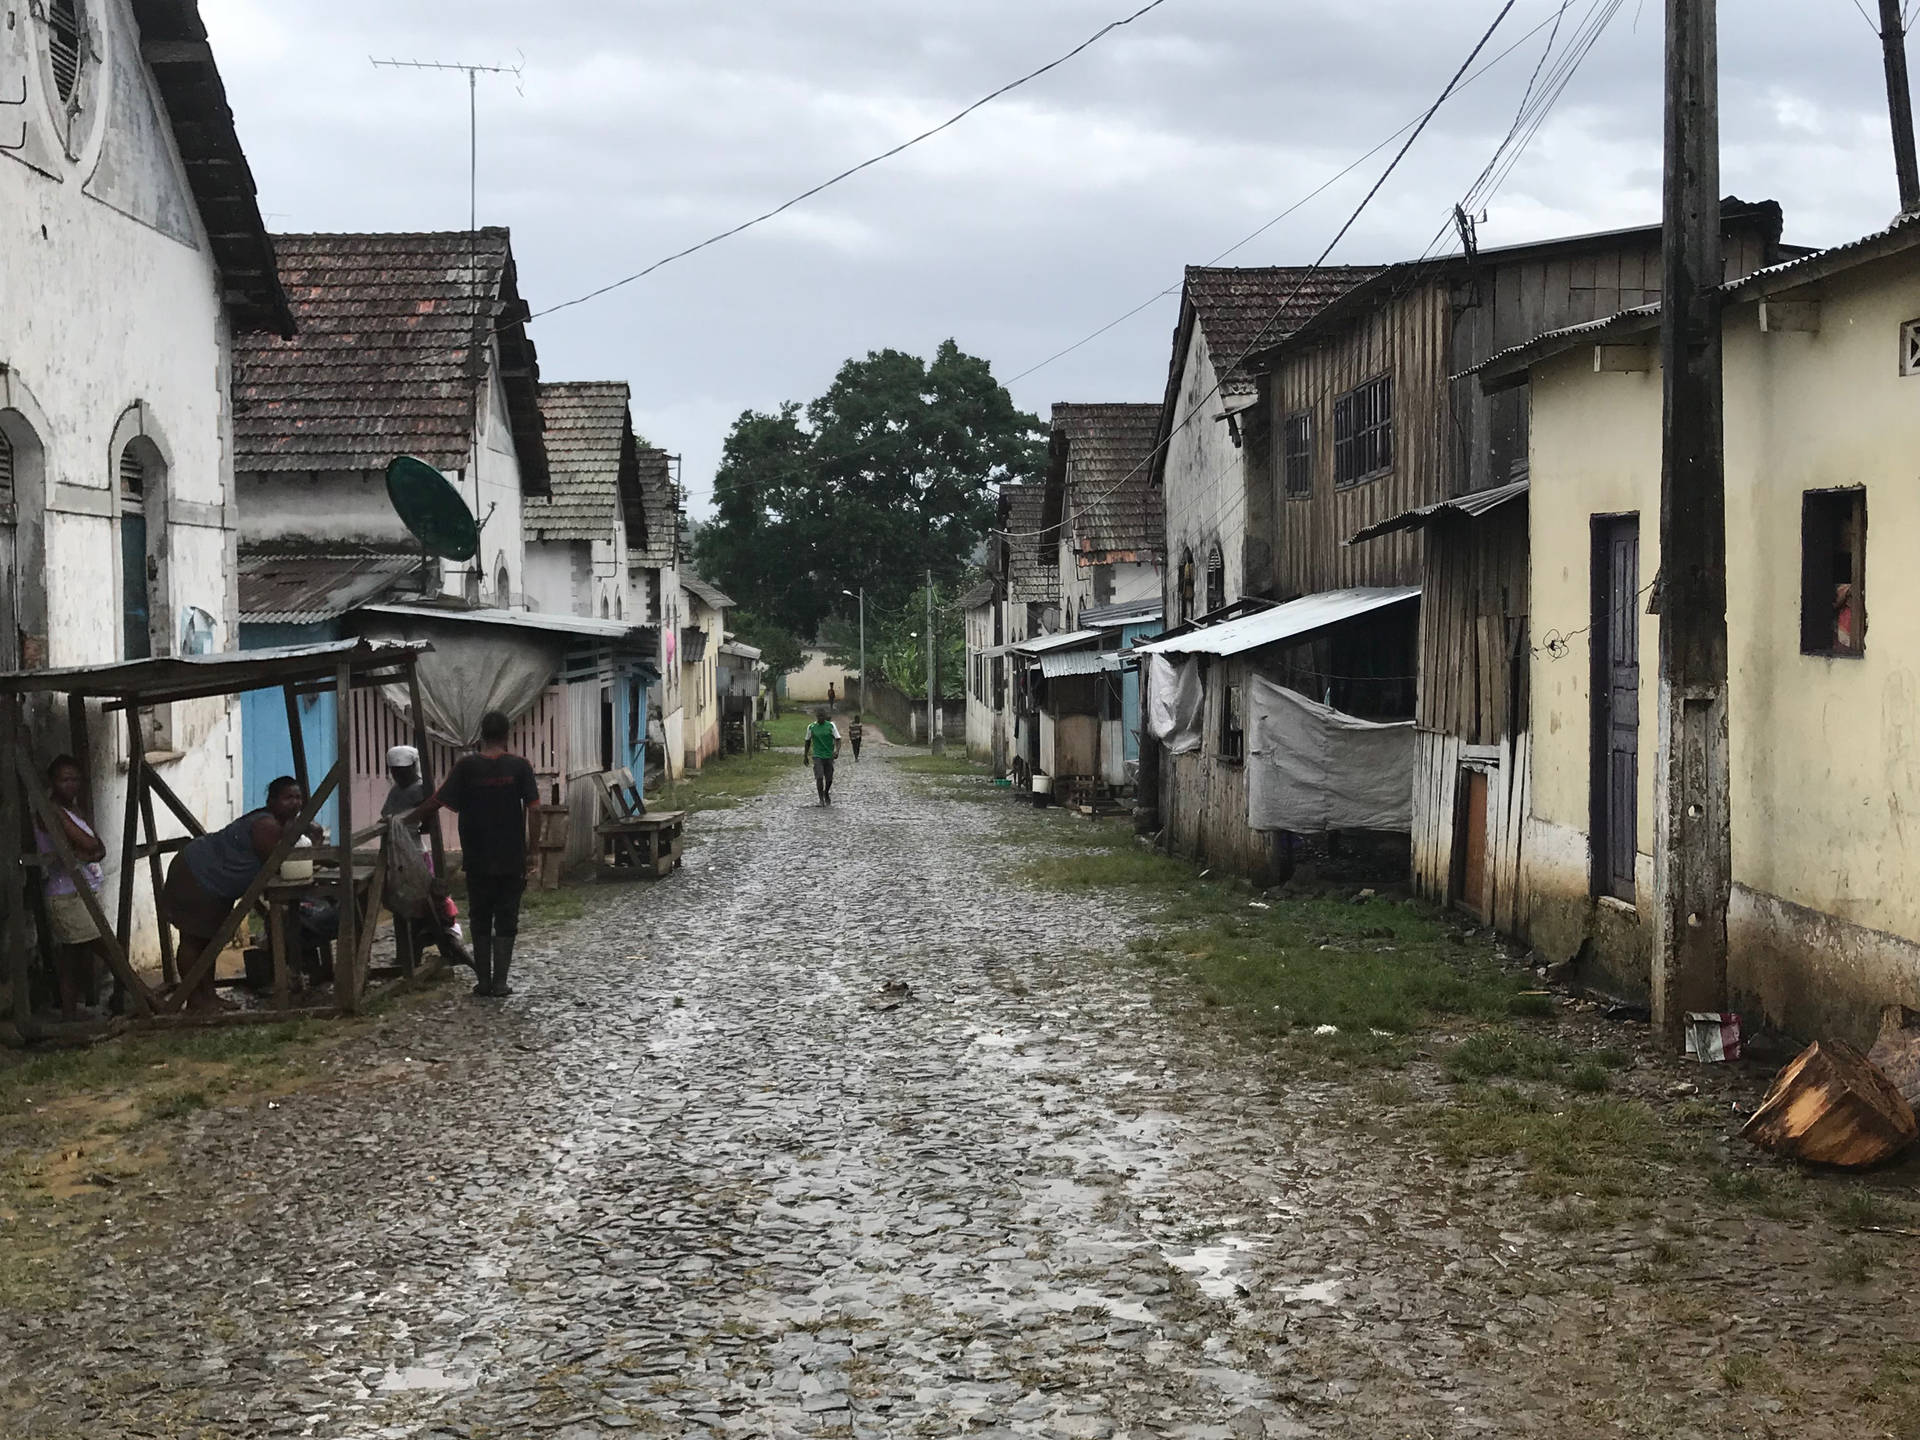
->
68, 693, 90, 786
283, 683, 311, 799
334, 663, 358, 1014
117, 707, 144, 964
268, 898, 290, 1012
13, 755, 156, 1014
161, 764, 340, 1014
1881, 0, 1920, 215
1653, 0, 1732, 1042
137, 776, 175, 988
351, 847, 385, 992
2, 699, 27, 1032
407, 659, 446, 878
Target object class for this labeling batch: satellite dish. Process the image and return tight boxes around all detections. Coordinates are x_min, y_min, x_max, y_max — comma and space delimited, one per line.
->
386, 455, 479, 562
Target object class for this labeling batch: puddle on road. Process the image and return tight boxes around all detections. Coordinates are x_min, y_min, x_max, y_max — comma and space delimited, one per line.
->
1163, 1237, 1256, 1301
376, 1361, 477, 1393
1279, 1278, 1342, 1304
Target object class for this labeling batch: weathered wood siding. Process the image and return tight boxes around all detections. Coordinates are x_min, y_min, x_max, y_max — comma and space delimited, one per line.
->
1413, 728, 1531, 935
1268, 284, 1452, 596
1159, 655, 1271, 877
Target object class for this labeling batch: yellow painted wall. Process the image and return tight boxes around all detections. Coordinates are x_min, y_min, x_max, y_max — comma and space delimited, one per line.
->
1526, 249, 1920, 1037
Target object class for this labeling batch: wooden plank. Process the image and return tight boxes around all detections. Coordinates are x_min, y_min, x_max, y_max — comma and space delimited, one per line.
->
350, 844, 386, 991
3, 700, 27, 1032
283, 684, 310, 799
269, 896, 290, 1012
137, 774, 176, 987
161, 764, 340, 1014
116, 708, 142, 956
334, 664, 358, 1013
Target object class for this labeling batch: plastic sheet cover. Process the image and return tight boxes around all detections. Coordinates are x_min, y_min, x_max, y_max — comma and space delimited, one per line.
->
1145, 655, 1203, 755
359, 619, 564, 748
1246, 677, 1413, 833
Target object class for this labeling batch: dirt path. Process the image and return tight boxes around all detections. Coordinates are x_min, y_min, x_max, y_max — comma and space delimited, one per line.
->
3, 753, 1915, 1437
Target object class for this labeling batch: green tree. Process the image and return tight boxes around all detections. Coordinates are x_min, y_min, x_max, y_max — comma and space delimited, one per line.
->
695, 341, 1043, 640
823, 581, 966, 700
727, 608, 804, 679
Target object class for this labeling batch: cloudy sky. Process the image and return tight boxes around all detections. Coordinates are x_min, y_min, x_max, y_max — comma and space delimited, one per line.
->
201, 0, 1904, 510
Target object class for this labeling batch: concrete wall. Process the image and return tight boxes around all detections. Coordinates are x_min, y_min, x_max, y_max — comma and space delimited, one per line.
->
787, 646, 856, 704
1161, 326, 1247, 623
964, 604, 996, 766
522, 540, 583, 617
1526, 251, 1920, 1041
1, 0, 244, 967
682, 595, 726, 770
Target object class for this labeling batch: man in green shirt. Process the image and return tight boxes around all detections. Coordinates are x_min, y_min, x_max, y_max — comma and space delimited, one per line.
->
804, 707, 842, 806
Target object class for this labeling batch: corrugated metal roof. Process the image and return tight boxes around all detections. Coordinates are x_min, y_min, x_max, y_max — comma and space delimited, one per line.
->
1081, 597, 1163, 629
1012, 628, 1102, 655
1347, 479, 1529, 545
238, 550, 419, 624
1136, 586, 1419, 659
1038, 650, 1128, 679
358, 603, 638, 640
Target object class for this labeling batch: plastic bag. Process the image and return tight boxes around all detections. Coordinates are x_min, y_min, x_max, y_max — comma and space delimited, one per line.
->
384, 817, 435, 919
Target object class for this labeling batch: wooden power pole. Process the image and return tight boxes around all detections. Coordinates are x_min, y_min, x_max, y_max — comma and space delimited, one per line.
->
1880, 0, 1920, 214
1652, 0, 1731, 1041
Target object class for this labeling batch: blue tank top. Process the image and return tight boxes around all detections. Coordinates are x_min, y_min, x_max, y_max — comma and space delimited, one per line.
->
184, 809, 271, 900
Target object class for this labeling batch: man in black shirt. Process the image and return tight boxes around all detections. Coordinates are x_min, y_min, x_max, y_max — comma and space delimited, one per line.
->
408, 711, 538, 997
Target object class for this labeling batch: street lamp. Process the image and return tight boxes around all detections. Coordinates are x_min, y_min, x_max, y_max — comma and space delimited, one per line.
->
841, 588, 866, 715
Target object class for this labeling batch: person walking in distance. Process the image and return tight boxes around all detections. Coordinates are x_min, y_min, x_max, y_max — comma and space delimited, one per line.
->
848, 713, 864, 763
804, 706, 842, 805
407, 711, 537, 997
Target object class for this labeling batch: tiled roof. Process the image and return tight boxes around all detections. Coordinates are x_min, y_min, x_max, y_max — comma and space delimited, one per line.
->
1049, 402, 1164, 563
630, 449, 681, 568
998, 482, 1058, 604
233, 229, 549, 492
955, 580, 995, 610
682, 575, 735, 612
1184, 266, 1385, 396
237, 547, 419, 624
526, 382, 635, 543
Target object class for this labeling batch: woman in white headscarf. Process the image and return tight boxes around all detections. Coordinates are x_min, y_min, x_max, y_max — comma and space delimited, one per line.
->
381, 745, 463, 946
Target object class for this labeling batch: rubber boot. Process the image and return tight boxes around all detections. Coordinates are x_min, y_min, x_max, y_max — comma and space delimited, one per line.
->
470, 934, 494, 997
489, 937, 515, 998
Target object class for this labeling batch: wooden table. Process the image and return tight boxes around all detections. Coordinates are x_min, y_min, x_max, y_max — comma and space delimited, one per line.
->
596, 810, 685, 879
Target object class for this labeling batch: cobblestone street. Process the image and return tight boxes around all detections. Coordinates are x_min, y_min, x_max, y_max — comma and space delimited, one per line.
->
5, 752, 1919, 1439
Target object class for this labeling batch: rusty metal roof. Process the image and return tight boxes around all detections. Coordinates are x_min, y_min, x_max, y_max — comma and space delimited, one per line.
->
133, 1, 294, 337
1047, 403, 1164, 563
1347, 478, 1529, 545
526, 382, 636, 544
238, 549, 419, 624
232, 230, 548, 492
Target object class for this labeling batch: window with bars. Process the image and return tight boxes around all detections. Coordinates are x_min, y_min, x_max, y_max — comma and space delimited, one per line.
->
1205, 544, 1224, 614
0, 428, 13, 500
1333, 374, 1393, 487
1903, 319, 1920, 376
48, 0, 83, 106
119, 445, 146, 504
119, 443, 151, 662
1283, 411, 1312, 498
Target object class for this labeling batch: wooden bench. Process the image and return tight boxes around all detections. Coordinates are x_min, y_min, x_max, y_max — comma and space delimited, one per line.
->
591, 768, 685, 879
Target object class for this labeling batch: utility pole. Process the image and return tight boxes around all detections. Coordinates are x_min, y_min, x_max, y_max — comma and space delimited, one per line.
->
926, 571, 940, 752
1879, 0, 1920, 214
1652, 0, 1730, 1042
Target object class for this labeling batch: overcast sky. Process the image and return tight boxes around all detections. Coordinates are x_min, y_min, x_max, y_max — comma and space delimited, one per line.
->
201, 0, 1904, 511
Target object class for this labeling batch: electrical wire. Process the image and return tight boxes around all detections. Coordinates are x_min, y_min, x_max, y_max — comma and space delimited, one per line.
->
994, 0, 1522, 542
528, 0, 1176, 323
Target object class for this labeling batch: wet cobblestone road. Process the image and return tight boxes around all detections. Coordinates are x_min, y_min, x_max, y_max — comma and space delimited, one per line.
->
7, 753, 1917, 1438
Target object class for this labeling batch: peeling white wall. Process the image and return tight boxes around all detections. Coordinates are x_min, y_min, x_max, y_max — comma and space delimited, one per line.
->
0, 0, 244, 964
1161, 326, 1247, 621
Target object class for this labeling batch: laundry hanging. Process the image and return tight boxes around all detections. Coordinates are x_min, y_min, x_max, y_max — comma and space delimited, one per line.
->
1246, 676, 1414, 833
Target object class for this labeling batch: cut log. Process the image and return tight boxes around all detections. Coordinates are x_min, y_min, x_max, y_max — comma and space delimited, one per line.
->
1741, 1039, 1918, 1168
1866, 1005, 1920, 1111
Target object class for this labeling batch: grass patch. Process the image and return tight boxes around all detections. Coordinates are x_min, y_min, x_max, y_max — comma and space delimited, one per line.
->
1444, 1028, 1569, 1082
1708, 1167, 1807, 1219
0, 1018, 321, 1118
1431, 1083, 1665, 1199
889, 752, 985, 777
662, 749, 802, 813
143, 1087, 210, 1121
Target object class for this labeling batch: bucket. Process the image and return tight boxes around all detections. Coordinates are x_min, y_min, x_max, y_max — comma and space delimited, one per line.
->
278, 835, 314, 883
1031, 775, 1053, 795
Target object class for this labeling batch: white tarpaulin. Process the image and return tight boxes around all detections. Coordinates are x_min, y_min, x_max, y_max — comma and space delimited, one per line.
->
1246, 677, 1414, 833
1145, 655, 1203, 755
359, 620, 564, 748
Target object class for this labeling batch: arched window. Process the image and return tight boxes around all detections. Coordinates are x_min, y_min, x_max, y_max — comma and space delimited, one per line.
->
495, 560, 510, 605
0, 403, 51, 671
47, 0, 84, 106
1177, 548, 1195, 625
1205, 543, 1225, 615
118, 440, 153, 661
601, 595, 611, 619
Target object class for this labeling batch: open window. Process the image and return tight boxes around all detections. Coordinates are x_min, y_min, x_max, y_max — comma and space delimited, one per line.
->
1800, 487, 1866, 657
117, 434, 174, 757
1177, 547, 1195, 624
1220, 682, 1245, 763
1205, 543, 1225, 614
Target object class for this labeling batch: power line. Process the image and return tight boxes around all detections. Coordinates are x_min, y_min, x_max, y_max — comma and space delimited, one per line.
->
997, 0, 1522, 541
528, 0, 1177, 324
1004, 1, 1594, 388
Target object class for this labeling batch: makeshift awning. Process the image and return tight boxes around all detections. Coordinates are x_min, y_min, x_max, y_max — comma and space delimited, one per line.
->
1133, 587, 1419, 659
1246, 678, 1414, 834
358, 602, 640, 642
1038, 650, 1128, 679
1346, 478, 1529, 545
1011, 628, 1102, 655
0, 638, 431, 702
